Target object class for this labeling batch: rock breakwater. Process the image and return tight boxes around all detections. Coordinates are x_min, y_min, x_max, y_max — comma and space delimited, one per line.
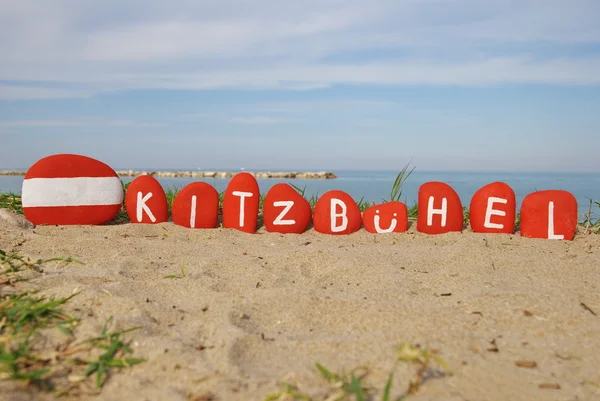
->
0, 170, 337, 179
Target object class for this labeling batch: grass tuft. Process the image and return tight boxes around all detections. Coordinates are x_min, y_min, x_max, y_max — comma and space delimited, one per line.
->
1, 250, 144, 395
386, 161, 415, 204
0, 292, 78, 335
0, 192, 23, 214
163, 262, 186, 279
0, 290, 79, 390
164, 185, 183, 213
264, 343, 449, 401
75, 316, 145, 389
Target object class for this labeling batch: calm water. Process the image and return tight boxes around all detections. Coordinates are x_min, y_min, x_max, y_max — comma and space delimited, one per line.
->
2, 170, 599, 219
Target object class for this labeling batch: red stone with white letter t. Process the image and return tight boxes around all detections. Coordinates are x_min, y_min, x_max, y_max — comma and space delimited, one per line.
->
222, 172, 260, 233
313, 190, 362, 235
416, 182, 463, 234
125, 175, 169, 224
263, 183, 312, 234
519, 190, 577, 240
469, 182, 516, 234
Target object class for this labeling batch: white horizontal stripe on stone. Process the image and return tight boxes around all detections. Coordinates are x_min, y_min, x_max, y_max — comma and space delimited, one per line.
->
22, 177, 124, 207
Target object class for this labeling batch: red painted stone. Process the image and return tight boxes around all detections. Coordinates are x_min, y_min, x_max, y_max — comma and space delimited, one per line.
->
362, 202, 408, 234
171, 182, 219, 229
520, 190, 577, 240
222, 172, 260, 233
125, 175, 168, 224
263, 183, 312, 234
469, 182, 516, 234
313, 190, 362, 235
21, 154, 123, 225
417, 182, 463, 234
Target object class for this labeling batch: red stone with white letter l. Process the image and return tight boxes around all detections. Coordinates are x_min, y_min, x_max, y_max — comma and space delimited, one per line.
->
519, 190, 577, 240
125, 175, 169, 224
417, 182, 463, 234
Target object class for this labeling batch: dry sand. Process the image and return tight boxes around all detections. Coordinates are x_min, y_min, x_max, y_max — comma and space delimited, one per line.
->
1, 215, 599, 401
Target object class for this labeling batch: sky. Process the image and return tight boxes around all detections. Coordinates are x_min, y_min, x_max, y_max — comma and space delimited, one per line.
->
1, 0, 600, 172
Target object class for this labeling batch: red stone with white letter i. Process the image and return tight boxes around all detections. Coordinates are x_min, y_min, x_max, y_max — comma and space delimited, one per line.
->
18, 153, 582, 241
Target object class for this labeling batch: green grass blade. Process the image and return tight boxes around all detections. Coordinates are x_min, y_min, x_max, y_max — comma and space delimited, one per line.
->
350, 373, 366, 401
382, 371, 394, 401
315, 362, 338, 383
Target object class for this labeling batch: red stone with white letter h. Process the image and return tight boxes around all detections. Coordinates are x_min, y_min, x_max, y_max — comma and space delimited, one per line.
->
417, 182, 463, 234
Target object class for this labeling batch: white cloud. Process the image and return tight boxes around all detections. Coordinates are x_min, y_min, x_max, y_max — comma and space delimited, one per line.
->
0, 85, 91, 100
230, 116, 293, 125
1, 0, 599, 99
0, 119, 165, 127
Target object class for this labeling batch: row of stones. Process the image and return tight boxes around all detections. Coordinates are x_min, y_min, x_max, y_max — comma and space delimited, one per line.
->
126, 173, 577, 239
19, 154, 577, 240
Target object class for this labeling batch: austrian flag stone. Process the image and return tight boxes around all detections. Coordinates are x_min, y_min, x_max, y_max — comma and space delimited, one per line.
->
21, 154, 124, 225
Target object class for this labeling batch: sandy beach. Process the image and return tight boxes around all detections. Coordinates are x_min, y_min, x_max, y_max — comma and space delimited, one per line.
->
1, 215, 599, 401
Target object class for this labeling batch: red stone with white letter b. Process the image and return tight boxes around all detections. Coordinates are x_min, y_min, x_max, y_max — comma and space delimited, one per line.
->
416, 182, 463, 234
519, 190, 577, 240
362, 202, 408, 233
222, 172, 260, 233
263, 183, 312, 234
469, 182, 516, 234
21, 154, 123, 225
171, 182, 219, 229
313, 190, 362, 235
125, 175, 169, 224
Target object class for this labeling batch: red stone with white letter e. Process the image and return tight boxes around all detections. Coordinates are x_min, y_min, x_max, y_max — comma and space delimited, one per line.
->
417, 182, 463, 234
469, 182, 516, 234
21, 154, 123, 225
125, 175, 169, 224
313, 190, 362, 235
171, 182, 219, 229
519, 190, 577, 240
263, 183, 312, 234
222, 172, 260, 233
362, 201, 408, 233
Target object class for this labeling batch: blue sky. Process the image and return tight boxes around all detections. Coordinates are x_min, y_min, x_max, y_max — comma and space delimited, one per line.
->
1, 0, 600, 172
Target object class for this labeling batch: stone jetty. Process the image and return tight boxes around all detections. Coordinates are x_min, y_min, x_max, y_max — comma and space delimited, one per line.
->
0, 170, 337, 179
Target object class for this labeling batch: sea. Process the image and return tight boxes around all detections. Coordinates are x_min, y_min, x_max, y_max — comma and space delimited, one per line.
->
2, 170, 599, 220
